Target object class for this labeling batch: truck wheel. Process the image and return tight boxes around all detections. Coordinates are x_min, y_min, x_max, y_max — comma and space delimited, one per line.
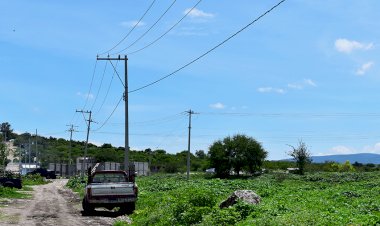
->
119, 202, 135, 215
82, 198, 95, 214
4, 181, 15, 188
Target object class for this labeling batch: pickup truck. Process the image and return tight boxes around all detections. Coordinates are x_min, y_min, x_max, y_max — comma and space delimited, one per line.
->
0, 177, 22, 189
82, 170, 138, 214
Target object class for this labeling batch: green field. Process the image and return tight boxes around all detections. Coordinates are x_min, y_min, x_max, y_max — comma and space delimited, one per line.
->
125, 172, 380, 226
0, 174, 48, 200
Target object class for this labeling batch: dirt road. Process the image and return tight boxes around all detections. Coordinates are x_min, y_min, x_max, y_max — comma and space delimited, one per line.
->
0, 179, 131, 226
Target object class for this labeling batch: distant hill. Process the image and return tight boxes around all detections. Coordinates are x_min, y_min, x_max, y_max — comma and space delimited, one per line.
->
282, 153, 380, 164
310, 153, 380, 164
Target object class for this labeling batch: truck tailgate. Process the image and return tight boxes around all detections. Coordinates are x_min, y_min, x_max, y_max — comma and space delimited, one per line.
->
90, 183, 135, 196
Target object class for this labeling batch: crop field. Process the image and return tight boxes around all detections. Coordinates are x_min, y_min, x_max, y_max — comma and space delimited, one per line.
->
125, 172, 380, 226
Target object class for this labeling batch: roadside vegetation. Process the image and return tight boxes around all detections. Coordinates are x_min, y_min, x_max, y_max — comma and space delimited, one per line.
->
127, 172, 380, 225
0, 174, 48, 200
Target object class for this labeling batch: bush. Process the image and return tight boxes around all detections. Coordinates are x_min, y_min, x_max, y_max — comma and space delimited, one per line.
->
22, 174, 47, 186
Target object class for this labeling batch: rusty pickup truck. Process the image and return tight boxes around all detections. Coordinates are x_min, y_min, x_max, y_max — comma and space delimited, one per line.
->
82, 170, 138, 214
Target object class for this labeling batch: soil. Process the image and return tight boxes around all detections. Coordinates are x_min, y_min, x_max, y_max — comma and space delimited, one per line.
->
0, 179, 131, 225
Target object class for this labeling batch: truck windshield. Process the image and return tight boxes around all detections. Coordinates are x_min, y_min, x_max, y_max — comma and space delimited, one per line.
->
92, 173, 127, 183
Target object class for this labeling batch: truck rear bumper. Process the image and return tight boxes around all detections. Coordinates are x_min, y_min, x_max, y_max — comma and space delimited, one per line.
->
88, 196, 137, 204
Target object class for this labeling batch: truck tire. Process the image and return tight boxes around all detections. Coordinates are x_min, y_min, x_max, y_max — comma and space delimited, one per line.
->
4, 181, 15, 188
119, 202, 135, 215
82, 198, 95, 214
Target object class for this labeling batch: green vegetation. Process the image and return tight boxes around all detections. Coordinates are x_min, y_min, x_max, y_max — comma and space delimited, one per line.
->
0, 175, 47, 200
66, 176, 86, 197
287, 141, 312, 175
11, 128, 208, 173
209, 134, 267, 177
116, 172, 380, 225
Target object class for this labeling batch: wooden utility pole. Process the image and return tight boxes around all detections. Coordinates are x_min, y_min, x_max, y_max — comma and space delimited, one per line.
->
66, 124, 78, 166
96, 55, 130, 171
76, 110, 93, 177
186, 109, 198, 180
35, 129, 38, 165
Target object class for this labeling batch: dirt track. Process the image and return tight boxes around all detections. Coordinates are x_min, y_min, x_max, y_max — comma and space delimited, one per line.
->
0, 179, 131, 226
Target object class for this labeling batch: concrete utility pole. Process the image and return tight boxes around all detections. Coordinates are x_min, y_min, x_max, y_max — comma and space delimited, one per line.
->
35, 129, 38, 165
66, 124, 78, 166
28, 138, 31, 165
76, 110, 93, 177
96, 55, 130, 171
186, 109, 198, 180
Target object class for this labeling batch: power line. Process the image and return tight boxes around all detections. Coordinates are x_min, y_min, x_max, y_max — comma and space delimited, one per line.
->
198, 112, 380, 118
93, 94, 124, 131
97, 61, 118, 114
113, 0, 177, 55
99, 0, 157, 56
109, 59, 125, 88
82, 61, 98, 110
69, 60, 98, 125
91, 61, 108, 111
127, 0, 203, 55
128, 0, 286, 93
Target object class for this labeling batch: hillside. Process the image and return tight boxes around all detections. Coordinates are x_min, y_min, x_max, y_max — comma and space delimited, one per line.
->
311, 153, 380, 164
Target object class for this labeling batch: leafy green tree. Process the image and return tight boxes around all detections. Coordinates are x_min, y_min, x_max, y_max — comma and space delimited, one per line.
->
195, 150, 207, 159
209, 140, 231, 178
209, 134, 267, 177
288, 141, 312, 175
1, 122, 16, 140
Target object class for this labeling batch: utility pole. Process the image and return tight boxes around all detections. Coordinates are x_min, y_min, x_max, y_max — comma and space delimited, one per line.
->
66, 124, 78, 176
76, 110, 93, 177
96, 55, 130, 171
35, 129, 38, 165
28, 138, 31, 166
66, 124, 77, 165
186, 109, 198, 180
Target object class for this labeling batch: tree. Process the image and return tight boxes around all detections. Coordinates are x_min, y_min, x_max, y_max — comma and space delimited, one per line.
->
288, 141, 312, 175
195, 150, 206, 159
209, 134, 267, 177
1, 122, 15, 141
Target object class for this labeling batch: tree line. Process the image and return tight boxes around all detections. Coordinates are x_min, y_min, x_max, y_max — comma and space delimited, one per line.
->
2, 122, 379, 176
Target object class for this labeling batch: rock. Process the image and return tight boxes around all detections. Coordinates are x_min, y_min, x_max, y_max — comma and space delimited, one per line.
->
220, 190, 261, 208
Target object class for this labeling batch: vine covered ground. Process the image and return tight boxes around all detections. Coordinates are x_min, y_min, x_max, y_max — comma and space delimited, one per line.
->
127, 172, 380, 225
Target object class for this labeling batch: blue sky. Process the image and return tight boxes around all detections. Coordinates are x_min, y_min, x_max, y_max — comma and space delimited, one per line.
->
1, 0, 380, 160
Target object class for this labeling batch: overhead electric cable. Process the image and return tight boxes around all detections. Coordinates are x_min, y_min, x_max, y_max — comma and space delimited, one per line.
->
97, 61, 118, 114
109, 59, 125, 88
93, 94, 124, 131
198, 112, 380, 118
70, 60, 98, 126
91, 61, 108, 111
113, 0, 177, 55
99, 0, 157, 56
82, 60, 98, 109
128, 0, 286, 93
127, 0, 203, 55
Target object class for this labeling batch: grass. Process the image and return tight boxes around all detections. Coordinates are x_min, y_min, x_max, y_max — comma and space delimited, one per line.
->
0, 174, 48, 200
65, 172, 380, 225
127, 172, 380, 225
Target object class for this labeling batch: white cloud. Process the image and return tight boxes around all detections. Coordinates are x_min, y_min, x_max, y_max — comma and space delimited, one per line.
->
77, 92, 94, 100
120, 20, 146, 28
363, 143, 380, 154
335, 38, 373, 53
287, 83, 303, 90
322, 142, 380, 156
209, 102, 226, 109
356, 61, 374, 75
184, 8, 214, 19
304, 79, 317, 87
288, 79, 317, 90
331, 145, 356, 155
257, 87, 285, 94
